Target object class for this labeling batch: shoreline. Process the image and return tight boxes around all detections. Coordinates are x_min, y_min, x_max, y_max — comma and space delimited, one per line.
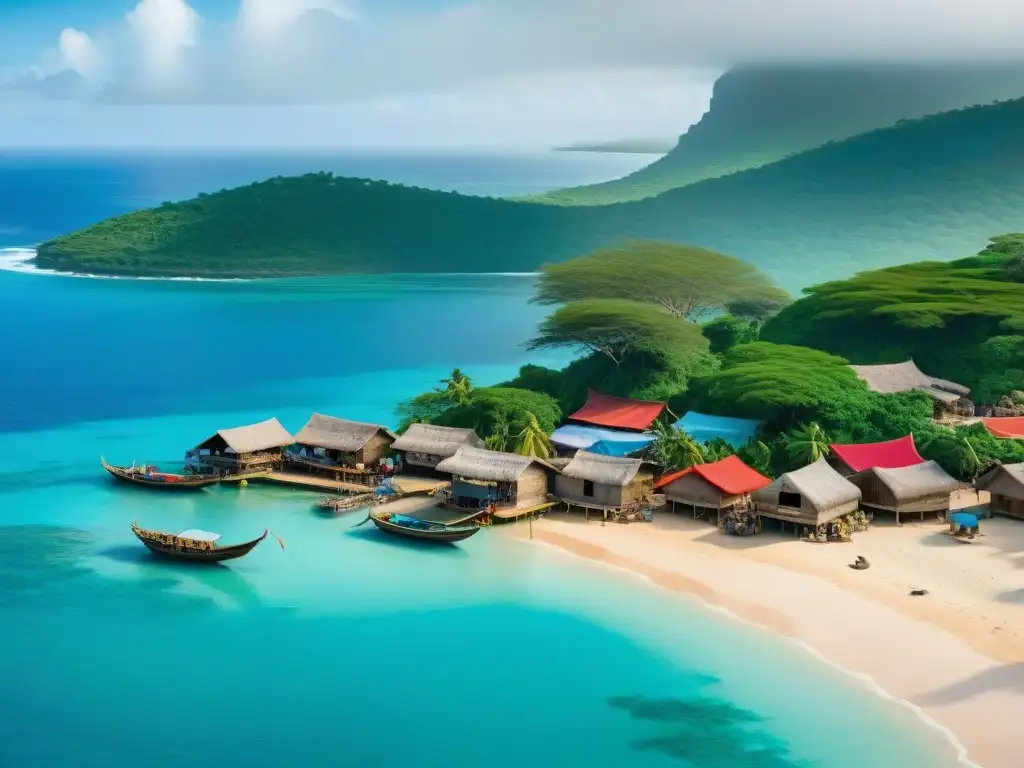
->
513, 514, 1024, 768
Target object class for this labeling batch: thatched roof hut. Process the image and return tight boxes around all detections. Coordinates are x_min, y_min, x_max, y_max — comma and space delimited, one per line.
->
976, 463, 1024, 519
849, 461, 962, 521
392, 424, 484, 469
555, 450, 658, 516
195, 417, 294, 455
436, 446, 554, 511
752, 458, 861, 527
850, 361, 968, 404
294, 414, 396, 453
656, 455, 770, 520
830, 434, 925, 475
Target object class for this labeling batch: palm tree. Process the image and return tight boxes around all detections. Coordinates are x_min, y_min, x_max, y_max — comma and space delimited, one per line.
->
651, 421, 704, 470
922, 432, 982, 479
440, 368, 473, 406
702, 437, 734, 463
737, 437, 772, 476
784, 422, 830, 467
515, 413, 551, 459
485, 413, 511, 452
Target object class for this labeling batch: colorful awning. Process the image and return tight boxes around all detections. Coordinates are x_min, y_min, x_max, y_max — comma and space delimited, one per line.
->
549, 424, 655, 458
674, 412, 762, 447
981, 417, 1024, 439
655, 455, 770, 495
568, 389, 665, 431
830, 435, 925, 473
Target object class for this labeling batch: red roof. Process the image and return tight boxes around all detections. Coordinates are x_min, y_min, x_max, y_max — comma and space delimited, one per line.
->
655, 455, 770, 495
830, 435, 924, 473
982, 417, 1024, 439
568, 389, 665, 431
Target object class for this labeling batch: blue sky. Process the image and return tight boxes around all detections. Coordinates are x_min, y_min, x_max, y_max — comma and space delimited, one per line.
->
1, 0, 1022, 148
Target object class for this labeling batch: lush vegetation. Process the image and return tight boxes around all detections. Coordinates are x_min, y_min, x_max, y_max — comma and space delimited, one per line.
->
532, 241, 789, 320
761, 235, 1024, 399
532, 63, 1024, 205
36, 98, 1024, 289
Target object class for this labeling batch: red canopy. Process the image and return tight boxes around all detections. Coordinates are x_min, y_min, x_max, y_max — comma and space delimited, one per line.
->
830, 435, 924, 473
568, 389, 665, 431
655, 455, 770, 495
981, 417, 1024, 439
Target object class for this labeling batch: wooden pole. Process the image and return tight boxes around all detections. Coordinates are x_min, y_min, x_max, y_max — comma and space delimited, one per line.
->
529, 514, 533, 539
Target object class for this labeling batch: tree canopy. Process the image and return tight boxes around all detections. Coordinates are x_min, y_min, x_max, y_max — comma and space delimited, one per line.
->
430, 387, 562, 442
527, 299, 710, 366
762, 241, 1024, 398
532, 241, 789, 320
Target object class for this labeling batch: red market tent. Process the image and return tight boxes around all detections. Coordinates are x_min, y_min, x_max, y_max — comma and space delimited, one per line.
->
568, 389, 666, 432
830, 435, 925, 474
981, 417, 1024, 439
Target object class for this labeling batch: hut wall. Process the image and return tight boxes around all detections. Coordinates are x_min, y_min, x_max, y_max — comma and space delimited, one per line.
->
982, 472, 1024, 502
850, 473, 899, 510
621, 469, 655, 504
663, 474, 730, 509
515, 465, 550, 508
404, 451, 443, 470
756, 498, 858, 528
991, 493, 1024, 519
359, 433, 394, 466
450, 478, 504, 508
554, 475, 624, 508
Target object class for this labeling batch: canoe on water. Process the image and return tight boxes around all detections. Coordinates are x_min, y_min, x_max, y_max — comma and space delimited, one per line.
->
367, 510, 481, 543
131, 521, 285, 563
101, 457, 219, 490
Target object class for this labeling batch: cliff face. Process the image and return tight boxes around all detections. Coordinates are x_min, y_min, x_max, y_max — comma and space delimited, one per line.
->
534, 63, 1024, 205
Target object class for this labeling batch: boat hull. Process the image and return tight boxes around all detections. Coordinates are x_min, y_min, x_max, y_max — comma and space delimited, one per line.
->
369, 515, 480, 543
102, 459, 218, 491
131, 524, 266, 564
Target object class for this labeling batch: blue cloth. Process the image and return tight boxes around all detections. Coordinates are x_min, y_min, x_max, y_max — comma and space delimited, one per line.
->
550, 424, 655, 457
949, 512, 979, 528
675, 412, 762, 447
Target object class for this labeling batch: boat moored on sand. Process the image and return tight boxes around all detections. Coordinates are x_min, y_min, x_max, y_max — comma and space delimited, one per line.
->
101, 457, 219, 490
366, 509, 481, 543
131, 521, 284, 563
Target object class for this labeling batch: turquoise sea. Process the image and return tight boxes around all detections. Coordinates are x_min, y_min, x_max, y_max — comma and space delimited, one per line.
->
0, 151, 964, 767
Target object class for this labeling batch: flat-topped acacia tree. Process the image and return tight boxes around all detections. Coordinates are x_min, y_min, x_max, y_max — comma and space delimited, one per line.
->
532, 241, 790, 321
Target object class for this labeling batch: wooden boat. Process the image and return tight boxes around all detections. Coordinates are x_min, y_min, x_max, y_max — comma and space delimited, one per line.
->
367, 510, 481, 543
101, 457, 219, 490
316, 492, 375, 514
131, 521, 284, 563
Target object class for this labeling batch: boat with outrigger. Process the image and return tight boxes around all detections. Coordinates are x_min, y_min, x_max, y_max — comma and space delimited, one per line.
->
101, 457, 219, 490
131, 521, 285, 563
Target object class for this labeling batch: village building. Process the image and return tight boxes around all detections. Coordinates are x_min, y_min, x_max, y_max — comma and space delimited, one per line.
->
829, 434, 925, 476
980, 417, 1024, 439
976, 463, 1024, 520
290, 414, 396, 469
655, 455, 770, 523
751, 458, 861, 532
848, 461, 962, 523
549, 389, 664, 458
850, 361, 971, 415
674, 412, 763, 448
549, 423, 655, 458
186, 418, 294, 476
554, 450, 658, 520
391, 423, 484, 472
435, 446, 555, 519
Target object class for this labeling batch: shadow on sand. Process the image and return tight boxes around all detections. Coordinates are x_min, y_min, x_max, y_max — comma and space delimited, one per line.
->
920, 663, 1024, 704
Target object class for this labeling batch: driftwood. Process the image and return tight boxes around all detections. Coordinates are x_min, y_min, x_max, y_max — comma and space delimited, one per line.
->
847, 555, 871, 571
910, 589, 929, 596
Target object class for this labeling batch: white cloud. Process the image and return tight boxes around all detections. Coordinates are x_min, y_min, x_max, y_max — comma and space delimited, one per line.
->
58, 29, 100, 80
125, 0, 200, 82
237, 0, 355, 41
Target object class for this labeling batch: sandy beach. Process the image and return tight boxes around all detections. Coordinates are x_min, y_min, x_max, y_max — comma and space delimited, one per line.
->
515, 512, 1024, 768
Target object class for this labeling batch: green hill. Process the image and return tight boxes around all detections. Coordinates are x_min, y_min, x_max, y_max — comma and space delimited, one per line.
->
36, 97, 1024, 290
531, 64, 1024, 205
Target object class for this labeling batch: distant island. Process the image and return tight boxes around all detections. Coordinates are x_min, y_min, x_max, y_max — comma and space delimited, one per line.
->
553, 138, 675, 154
34, 96, 1024, 287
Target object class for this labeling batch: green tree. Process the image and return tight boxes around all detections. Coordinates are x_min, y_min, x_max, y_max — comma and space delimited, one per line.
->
434, 387, 562, 443
702, 315, 759, 354
440, 368, 473, 405
784, 422, 831, 467
726, 297, 791, 324
395, 391, 453, 433
737, 437, 773, 477
921, 431, 982, 479
485, 413, 511, 452
516, 413, 552, 459
701, 437, 735, 463
533, 241, 789, 321
528, 299, 710, 367
651, 422, 705, 470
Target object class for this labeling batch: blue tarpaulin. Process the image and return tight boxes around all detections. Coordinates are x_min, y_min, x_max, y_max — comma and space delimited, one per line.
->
675, 412, 762, 447
949, 512, 979, 528
550, 424, 655, 458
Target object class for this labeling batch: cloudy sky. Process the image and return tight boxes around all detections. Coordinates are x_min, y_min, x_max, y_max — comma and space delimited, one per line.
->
2, 0, 1023, 148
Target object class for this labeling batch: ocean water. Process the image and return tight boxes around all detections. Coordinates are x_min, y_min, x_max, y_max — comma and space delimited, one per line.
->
0, 151, 964, 767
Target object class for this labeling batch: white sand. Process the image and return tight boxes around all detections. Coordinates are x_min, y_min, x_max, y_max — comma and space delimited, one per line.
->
515, 512, 1024, 768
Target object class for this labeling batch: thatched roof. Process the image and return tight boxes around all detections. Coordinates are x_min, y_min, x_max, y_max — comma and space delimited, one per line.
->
854, 461, 962, 503
436, 446, 555, 482
391, 423, 484, 458
197, 417, 293, 454
560, 450, 656, 487
976, 462, 1024, 491
850, 361, 968, 403
293, 413, 396, 452
753, 458, 861, 512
